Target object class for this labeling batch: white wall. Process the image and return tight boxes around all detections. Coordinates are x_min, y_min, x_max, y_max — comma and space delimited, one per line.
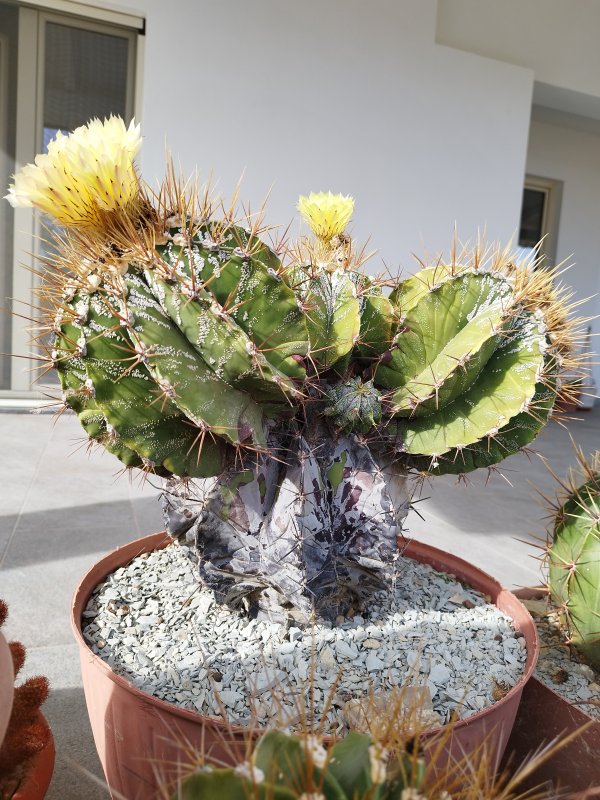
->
118, 0, 534, 276
526, 109, 600, 387
437, 0, 600, 100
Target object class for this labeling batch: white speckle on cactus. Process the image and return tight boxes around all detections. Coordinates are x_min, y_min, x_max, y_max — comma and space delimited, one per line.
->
400, 790, 426, 800
172, 233, 187, 248
369, 744, 388, 784
87, 274, 101, 289
234, 762, 264, 783
304, 735, 327, 768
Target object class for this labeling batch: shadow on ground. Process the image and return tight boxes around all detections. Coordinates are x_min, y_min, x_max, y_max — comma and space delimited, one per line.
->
1, 497, 163, 568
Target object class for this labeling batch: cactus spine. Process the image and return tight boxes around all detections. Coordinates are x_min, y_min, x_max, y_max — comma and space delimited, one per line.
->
7, 118, 586, 623
546, 448, 600, 669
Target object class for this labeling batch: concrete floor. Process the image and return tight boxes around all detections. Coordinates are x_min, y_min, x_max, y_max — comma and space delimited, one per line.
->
2, 408, 600, 798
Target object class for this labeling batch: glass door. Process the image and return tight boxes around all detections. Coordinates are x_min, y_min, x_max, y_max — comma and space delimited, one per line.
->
5, 4, 140, 397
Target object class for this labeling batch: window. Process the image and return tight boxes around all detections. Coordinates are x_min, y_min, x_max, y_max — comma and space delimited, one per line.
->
517, 175, 563, 268
1, 2, 143, 398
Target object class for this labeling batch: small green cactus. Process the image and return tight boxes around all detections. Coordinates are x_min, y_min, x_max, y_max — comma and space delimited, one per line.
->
175, 730, 425, 800
323, 378, 382, 434
546, 448, 600, 669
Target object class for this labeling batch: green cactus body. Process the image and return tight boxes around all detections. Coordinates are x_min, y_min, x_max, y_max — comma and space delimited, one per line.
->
146, 271, 294, 409
158, 224, 310, 378
303, 270, 361, 368
19, 116, 579, 621
54, 312, 146, 469
122, 274, 267, 447
548, 475, 600, 669
372, 270, 548, 469
356, 290, 396, 359
324, 378, 383, 434
174, 730, 425, 800
57, 289, 227, 476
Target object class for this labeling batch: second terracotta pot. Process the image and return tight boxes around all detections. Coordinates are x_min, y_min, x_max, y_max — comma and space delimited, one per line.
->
503, 588, 600, 794
72, 533, 539, 800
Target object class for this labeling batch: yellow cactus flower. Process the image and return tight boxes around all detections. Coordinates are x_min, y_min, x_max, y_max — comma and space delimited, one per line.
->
5, 116, 142, 231
297, 191, 354, 241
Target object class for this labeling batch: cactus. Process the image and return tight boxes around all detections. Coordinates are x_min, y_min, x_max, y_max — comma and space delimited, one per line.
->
175, 729, 425, 800
546, 448, 600, 669
0, 600, 51, 799
6, 117, 586, 622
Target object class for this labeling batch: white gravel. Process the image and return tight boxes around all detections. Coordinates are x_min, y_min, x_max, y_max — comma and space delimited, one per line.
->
82, 542, 527, 733
522, 598, 600, 720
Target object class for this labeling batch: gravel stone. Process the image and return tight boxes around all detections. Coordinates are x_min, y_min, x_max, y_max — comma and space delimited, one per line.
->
524, 599, 600, 721
82, 542, 528, 733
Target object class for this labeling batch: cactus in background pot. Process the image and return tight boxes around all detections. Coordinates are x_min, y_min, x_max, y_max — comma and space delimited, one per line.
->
0, 600, 52, 800
175, 729, 424, 800
6, 117, 586, 624
170, 715, 579, 800
546, 447, 600, 669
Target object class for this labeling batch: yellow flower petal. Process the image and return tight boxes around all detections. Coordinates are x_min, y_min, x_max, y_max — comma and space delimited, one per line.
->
297, 191, 354, 240
5, 116, 142, 231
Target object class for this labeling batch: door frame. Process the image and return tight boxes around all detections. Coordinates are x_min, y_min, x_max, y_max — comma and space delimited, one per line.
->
4, 1, 144, 400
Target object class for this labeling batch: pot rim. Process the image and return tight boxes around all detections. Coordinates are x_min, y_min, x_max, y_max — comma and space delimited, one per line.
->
71, 532, 539, 739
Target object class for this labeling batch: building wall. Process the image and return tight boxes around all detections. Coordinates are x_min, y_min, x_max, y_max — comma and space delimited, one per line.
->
105, 0, 534, 275
436, 0, 600, 99
526, 110, 600, 388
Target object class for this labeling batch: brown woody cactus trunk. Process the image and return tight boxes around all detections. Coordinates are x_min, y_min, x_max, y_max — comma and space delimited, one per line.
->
162, 429, 410, 624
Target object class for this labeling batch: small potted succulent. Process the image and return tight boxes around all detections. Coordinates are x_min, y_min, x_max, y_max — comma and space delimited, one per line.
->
0, 601, 54, 800
169, 701, 587, 800
507, 446, 600, 794
5, 117, 586, 797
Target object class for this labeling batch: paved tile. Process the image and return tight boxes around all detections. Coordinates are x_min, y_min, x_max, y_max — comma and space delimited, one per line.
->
1, 407, 599, 797
12, 644, 109, 799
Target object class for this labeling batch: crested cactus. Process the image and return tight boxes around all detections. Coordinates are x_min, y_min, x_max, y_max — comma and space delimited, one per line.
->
546, 448, 600, 669
6, 117, 586, 622
175, 729, 425, 800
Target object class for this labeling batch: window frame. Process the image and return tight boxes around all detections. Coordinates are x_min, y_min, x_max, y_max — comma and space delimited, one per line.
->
5, 2, 143, 398
519, 174, 563, 268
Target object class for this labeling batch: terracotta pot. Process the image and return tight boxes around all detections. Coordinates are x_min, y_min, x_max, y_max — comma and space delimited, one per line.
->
503, 588, 600, 794
0, 631, 14, 747
72, 533, 539, 800
8, 711, 55, 800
